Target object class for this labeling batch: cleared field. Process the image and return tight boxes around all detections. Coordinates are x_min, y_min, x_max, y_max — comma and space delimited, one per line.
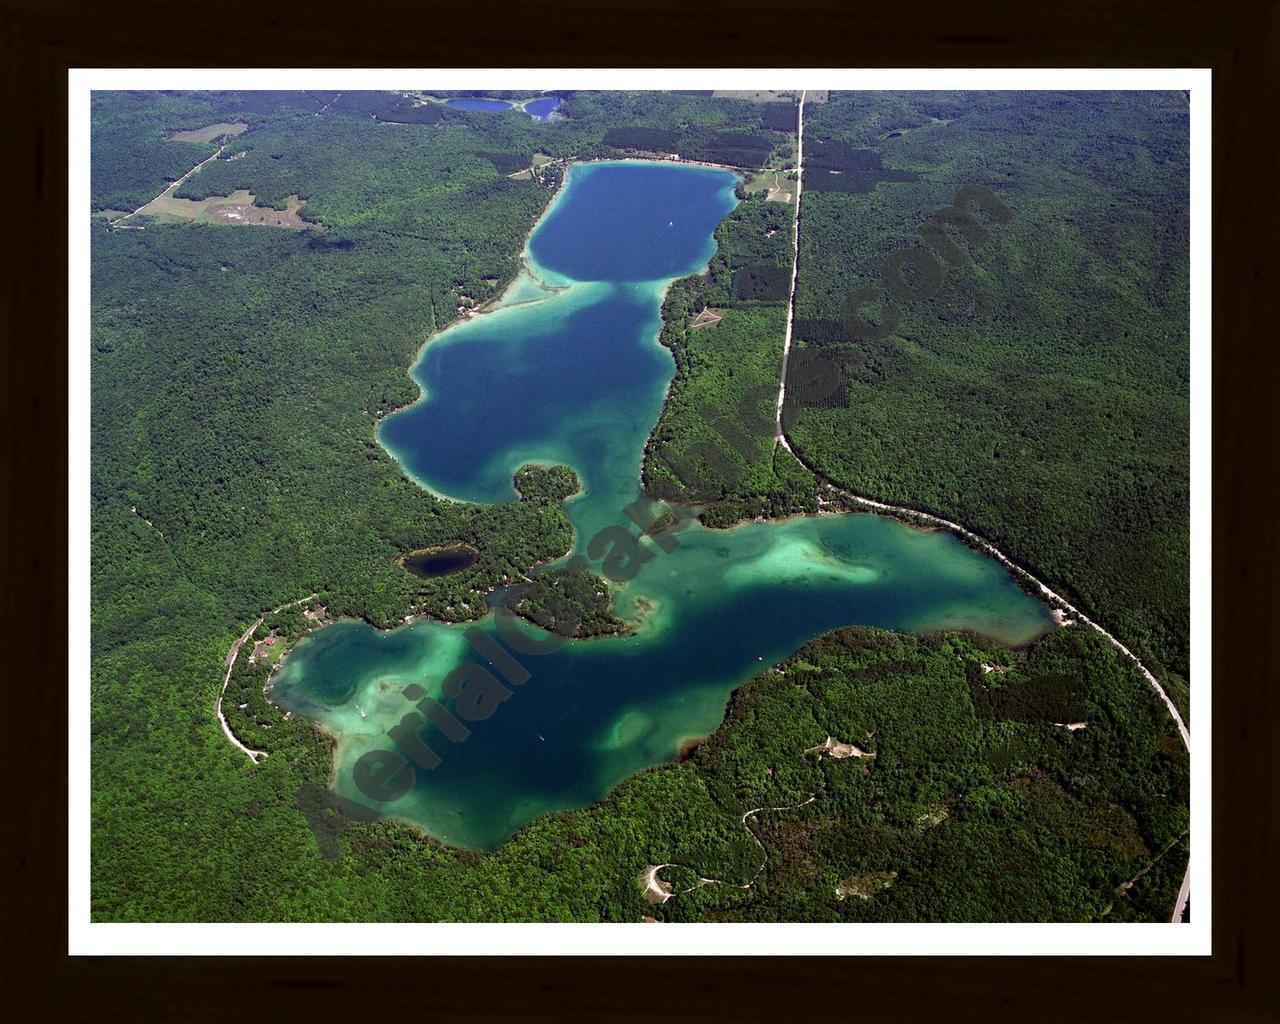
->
141, 189, 317, 230
743, 170, 793, 203
168, 122, 248, 144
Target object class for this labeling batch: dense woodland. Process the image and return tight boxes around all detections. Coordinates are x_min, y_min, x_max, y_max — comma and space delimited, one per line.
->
569, 90, 793, 168
786, 92, 1190, 715
91, 89, 1187, 923
641, 191, 821, 526
92, 89, 794, 215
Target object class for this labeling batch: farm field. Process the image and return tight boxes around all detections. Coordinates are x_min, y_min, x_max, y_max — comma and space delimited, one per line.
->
137, 189, 317, 228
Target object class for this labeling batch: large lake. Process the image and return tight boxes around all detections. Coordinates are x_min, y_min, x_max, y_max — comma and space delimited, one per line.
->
271, 161, 1054, 850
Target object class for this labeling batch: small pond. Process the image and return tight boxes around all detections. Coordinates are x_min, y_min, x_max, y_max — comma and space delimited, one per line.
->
444, 95, 564, 120
398, 543, 479, 578
524, 96, 563, 121
445, 98, 513, 112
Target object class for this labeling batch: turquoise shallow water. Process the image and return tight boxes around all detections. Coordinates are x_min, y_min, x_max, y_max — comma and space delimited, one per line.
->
273, 161, 1054, 850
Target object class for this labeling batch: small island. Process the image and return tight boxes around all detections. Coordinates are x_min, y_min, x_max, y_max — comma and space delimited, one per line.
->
514, 463, 581, 502
509, 566, 631, 638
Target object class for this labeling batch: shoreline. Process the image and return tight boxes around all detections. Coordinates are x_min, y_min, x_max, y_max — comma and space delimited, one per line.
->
242, 142, 1076, 725
379, 156, 740, 517
261, 144, 1067, 705
767, 86, 1190, 748
370, 162, 575, 500
229, 151, 1187, 911
773, 437, 1190, 752
395, 541, 481, 580
215, 592, 318, 765
765, 88, 1191, 923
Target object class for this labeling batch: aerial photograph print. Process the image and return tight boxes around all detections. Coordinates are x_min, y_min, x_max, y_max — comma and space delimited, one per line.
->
85, 78, 1195, 933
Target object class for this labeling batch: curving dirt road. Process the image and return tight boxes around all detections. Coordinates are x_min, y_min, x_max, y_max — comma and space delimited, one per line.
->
215, 593, 317, 765
647, 791, 819, 904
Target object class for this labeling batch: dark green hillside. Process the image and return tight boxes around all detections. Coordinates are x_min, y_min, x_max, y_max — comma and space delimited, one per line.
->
90, 92, 579, 921
786, 91, 1190, 708
650, 625, 1187, 922
562, 90, 794, 167
642, 192, 820, 524
91, 212, 575, 633
91, 92, 234, 212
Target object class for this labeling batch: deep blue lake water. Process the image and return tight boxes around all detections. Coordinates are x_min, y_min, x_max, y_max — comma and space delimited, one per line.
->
273, 161, 1055, 849
443, 95, 563, 120
524, 96, 563, 120
445, 97, 512, 112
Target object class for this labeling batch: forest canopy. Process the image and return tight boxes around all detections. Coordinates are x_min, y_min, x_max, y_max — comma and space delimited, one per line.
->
787, 91, 1190, 714
89, 89, 1188, 925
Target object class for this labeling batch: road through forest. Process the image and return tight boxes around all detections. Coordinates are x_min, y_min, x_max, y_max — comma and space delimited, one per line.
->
773, 90, 1192, 924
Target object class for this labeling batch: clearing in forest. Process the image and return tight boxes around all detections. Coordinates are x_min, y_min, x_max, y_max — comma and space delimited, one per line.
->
690, 307, 726, 329
168, 122, 248, 144
742, 170, 793, 203
140, 190, 319, 230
